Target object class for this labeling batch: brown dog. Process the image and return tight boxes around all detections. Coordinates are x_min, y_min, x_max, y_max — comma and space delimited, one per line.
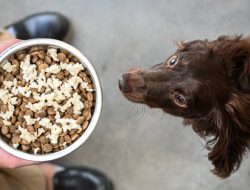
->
119, 35, 250, 178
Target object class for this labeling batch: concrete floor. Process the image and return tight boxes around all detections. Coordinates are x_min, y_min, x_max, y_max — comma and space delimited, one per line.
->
1, 0, 250, 189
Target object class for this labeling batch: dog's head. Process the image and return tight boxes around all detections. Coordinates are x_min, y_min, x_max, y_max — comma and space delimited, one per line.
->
119, 35, 250, 178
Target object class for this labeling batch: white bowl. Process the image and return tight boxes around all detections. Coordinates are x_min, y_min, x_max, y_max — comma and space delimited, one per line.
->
0, 39, 102, 161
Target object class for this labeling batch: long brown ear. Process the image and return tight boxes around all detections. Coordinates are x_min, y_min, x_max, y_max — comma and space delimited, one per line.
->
221, 38, 250, 91
207, 94, 250, 178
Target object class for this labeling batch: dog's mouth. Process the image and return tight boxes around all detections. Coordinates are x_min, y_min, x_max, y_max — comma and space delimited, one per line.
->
118, 69, 146, 104
121, 92, 145, 104
118, 77, 145, 103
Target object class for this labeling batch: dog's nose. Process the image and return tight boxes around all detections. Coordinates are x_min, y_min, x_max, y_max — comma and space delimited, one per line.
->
118, 74, 132, 93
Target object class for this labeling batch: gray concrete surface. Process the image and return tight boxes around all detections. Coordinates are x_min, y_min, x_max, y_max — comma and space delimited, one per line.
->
1, 0, 250, 189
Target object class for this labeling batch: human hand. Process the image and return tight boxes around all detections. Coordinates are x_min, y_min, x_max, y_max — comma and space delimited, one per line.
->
0, 39, 35, 168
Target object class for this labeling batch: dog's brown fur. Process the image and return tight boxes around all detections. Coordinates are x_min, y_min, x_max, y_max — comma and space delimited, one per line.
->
119, 35, 250, 178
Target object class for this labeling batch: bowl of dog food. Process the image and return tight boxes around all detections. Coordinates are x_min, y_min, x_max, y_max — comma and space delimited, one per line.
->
0, 39, 102, 161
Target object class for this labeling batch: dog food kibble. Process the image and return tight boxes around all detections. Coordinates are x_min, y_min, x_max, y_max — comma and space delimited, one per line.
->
0, 46, 95, 154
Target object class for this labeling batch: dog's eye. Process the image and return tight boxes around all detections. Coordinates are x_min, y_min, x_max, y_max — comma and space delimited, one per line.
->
168, 55, 178, 67
173, 94, 187, 107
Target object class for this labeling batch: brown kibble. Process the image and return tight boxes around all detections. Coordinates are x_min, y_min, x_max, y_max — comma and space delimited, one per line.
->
21, 79, 26, 86
8, 55, 15, 62
1, 104, 8, 112
38, 63, 49, 71
17, 81, 22, 86
64, 114, 72, 119
26, 110, 34, 117
39, 136, 48, 144
1, 126, 9, 135
44, 56, 52, 64
58, 53, 67, 61
12, 136, 21, 144
77, 128, 83, 134
68, 54, 73, 59
69, 129, 77, 135
29, 46, 39, 53
34, 122, 40, 129
18, 111, 25, 119
27, 125, 35, 133
21, 144, 30, 151
9, 125, 16, 133
88, 84, 93, 89
78, 72, 87, 79
82, 121, 89, 130
0, 75, 4, 82
14, 129, 21, 135
16, 73, 23, 80
11, 59, 19, 65
31, 88, 38, 93
83, 110, 92, 121
6, 134, 11, 139
73, 114, 80, 120
48, 115, 55, 122
59, 132, 67, 137
53, 144, 59, 148
59, 136, 64, 144
45, 72, 52, 78
42, 144, 53, 153
86, 92, 93, 101
76, 116, 85, 125
64, 70, 70, 77
14, 107, 20, 115
75, 88, 81, 93
64, 135, 71, 143
32, 141, 40, 148
66, 107, 74, 115
5, 73, 14, 81
71, 56, 79, 63
38, 51, 46, 60
84, 101, 93, 109
29, 97, 37, 104
79, 85, 87, 93
20, 103, 27, 111
47, 107, 56, 115
83, 76, 91, 83
32, 55, 39, 63
22, 97, 29, 103
21, 122, 27, 128
36, 59, 43, 66
17, 53, 26, 61
21, 139, 29, 145
12, 66, 20, 76
42, 106, 49, 111
56, 71, 64, 80
11, 116, 17, 124
14, 121, 22, 127
39, 86, 46, 93
35, 110, 46, 118
71, 133, 79, 141
16, 98, 22, 106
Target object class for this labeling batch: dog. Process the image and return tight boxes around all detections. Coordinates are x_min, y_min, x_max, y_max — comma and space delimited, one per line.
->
118, 35, 250, 178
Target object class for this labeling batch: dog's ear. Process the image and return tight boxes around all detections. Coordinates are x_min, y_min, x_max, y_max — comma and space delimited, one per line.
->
207, 94, 250, 178
221, 40, 250, 91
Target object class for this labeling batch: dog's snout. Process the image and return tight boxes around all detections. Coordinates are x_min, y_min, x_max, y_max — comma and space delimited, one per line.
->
118, 74, 132, 93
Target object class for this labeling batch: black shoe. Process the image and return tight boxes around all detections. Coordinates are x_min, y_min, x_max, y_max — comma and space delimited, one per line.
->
54, 166, 113, 190
5, 12, 70, 40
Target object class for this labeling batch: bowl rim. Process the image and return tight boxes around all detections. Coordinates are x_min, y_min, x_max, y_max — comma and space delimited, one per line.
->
0, 39, 102, 161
